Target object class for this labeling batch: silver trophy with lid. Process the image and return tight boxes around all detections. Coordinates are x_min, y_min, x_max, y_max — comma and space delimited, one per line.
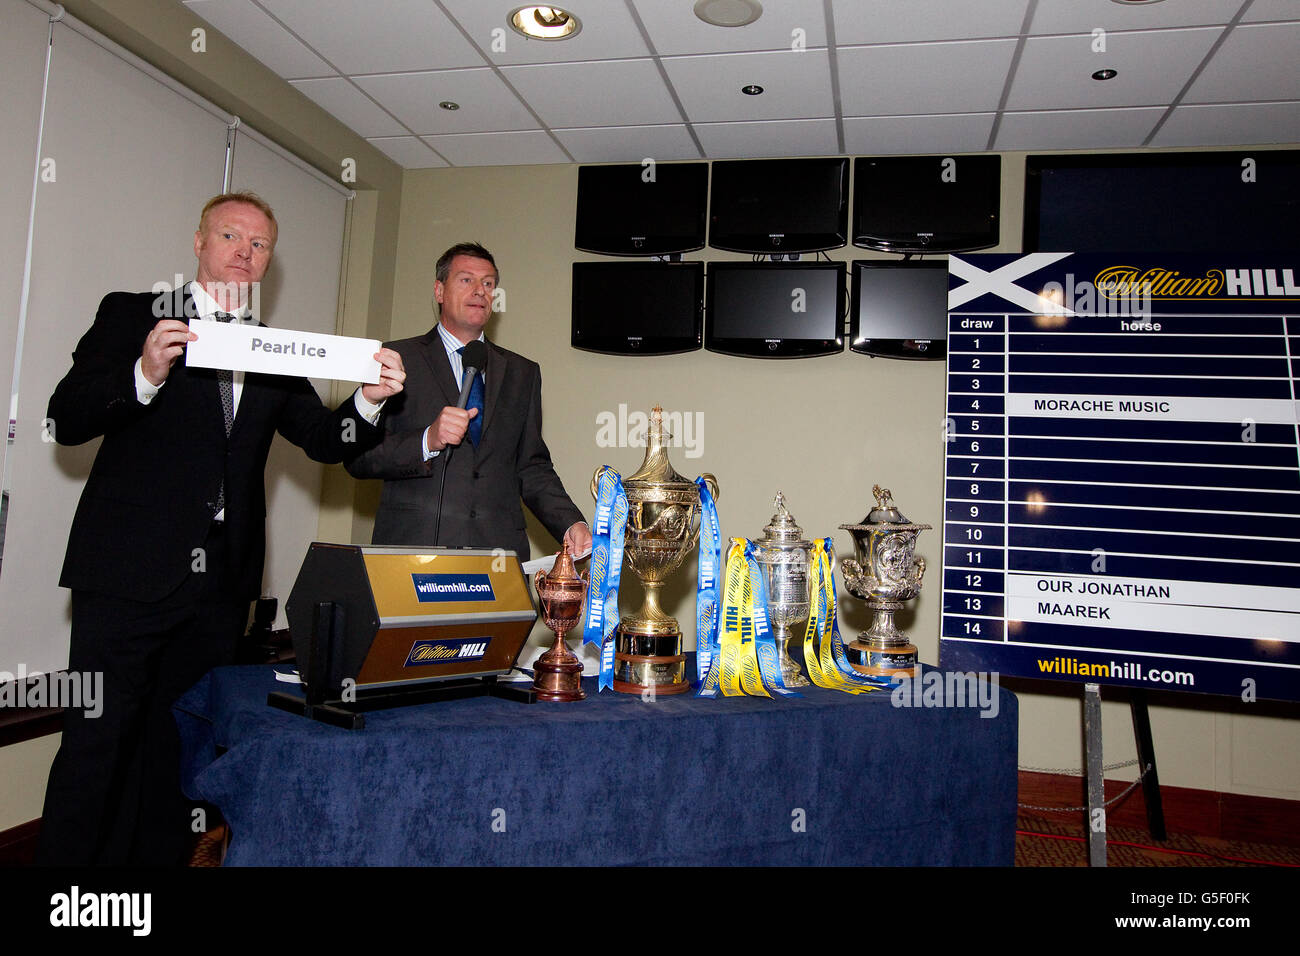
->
839, 485, 932, 678
752, 492, 813, 688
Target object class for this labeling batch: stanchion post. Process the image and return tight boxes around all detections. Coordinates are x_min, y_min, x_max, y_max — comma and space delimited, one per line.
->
1083, 682, 1106, 867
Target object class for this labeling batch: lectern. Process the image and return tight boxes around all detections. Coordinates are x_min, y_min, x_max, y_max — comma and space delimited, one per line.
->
268, 543, 538, 728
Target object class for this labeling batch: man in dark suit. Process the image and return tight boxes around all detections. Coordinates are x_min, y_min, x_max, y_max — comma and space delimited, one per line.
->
347, 242, 589, 561
37, 191, 406, 865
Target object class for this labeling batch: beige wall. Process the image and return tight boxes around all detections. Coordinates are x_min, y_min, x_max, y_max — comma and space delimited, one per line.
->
380, 157, 1300, 801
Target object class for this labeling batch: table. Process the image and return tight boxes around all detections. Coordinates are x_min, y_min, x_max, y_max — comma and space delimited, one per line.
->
176, 663, 1017, 866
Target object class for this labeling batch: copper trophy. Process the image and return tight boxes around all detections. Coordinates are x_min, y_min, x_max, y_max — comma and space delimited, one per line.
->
532, 543, 589, 702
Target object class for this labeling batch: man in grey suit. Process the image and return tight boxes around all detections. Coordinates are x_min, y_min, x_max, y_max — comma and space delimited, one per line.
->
347, 242, 590, 561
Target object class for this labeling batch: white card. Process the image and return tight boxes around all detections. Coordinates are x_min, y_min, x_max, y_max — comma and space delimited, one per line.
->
184, 320, 383, 384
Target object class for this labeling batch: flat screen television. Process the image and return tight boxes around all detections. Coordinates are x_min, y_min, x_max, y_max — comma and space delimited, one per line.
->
574, 162, 709, 256
850, 260, 949, 360
571, 261, 704, 355
1024, 150, 1300, 252
853, 154, 1000, 254
709, 157, 849, 253
705, 261, 845, 358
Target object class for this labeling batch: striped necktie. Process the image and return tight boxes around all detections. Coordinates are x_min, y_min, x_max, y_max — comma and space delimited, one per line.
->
214, 311, 236, 514
215, 312, 236, 437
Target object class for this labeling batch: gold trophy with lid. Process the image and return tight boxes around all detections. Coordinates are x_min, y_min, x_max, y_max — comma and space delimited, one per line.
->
594, 406, 718, 696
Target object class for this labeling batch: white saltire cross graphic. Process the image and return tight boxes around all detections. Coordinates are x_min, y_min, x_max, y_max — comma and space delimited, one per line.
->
948, 252, 1076, 315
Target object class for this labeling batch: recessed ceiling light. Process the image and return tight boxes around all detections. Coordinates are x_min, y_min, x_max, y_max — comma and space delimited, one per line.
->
1109, 1, 1166, 6
508, 5, 582, 41
741, 84, 764, 95
439, 101, 460, 111
1091, 69, 1118, 81
694, 0, 763, 28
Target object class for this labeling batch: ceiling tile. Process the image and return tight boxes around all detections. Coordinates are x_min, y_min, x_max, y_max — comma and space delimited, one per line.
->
1243, 0, 1300, 22
1006, 28, 1223, 110
500, 59, 682, 127
184, 0, 1300, 166
662, 49, 834, 123
552, 125, 702, 164
692, 118, 840, 158
354, 69, 540, 134
838, 39, 1017, 116
184, 0, 333, 79
1030, 0, 1239, 33
439, 0, 651, 65
257, 0, 485, 74
844, 113, 996, 155
366, 136, 448, 167
1183, 22, 1300, 103
632, 0, 828, 55
832, 0, 1030, 44
1152, 102, 1300, 147
289, 77, 406, 137
420, 129, 570, 166
995, 106, 1166, 150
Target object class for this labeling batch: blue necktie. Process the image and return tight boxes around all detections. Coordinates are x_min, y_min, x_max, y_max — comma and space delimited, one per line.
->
459, 346, 484, 447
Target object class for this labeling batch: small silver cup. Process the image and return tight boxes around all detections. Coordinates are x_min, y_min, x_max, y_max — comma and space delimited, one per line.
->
753, 492, 812, 688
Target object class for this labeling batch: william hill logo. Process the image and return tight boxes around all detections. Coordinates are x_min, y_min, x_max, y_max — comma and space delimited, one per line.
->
411, 573, 494, 602
1095, 265, 1300, 300
1094, 266, 1224, 299
405, 637, 490, 666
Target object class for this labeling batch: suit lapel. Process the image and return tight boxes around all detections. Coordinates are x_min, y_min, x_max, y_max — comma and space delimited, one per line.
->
422, 330, 461, 408
482, 340, 504, 440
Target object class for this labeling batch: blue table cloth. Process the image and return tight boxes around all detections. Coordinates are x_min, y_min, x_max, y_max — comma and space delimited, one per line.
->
176, 663, 1016, 866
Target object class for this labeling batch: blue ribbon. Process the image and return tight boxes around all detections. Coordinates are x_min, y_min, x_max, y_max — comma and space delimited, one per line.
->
823, 537, 897, 688
583, 466, 627, 692
695, 477, 721, 683
746, 542, 801, 698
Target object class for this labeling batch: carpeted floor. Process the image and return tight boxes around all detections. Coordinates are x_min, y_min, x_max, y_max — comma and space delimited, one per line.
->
1015, 812, 1300, 867
190, 824, 226, 867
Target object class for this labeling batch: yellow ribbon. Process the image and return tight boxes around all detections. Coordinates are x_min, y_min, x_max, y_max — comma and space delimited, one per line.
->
803, 541, 877, 695
715, 538, 771, 698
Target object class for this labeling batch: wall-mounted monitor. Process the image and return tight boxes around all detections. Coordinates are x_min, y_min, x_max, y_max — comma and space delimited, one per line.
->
571, 261, 704, 355
853, 155, 1000, 254
574, 162, 709, 256
705, 261, 845, 358
850, 260, 948, 360
1024, 150, 1300, 253
709, 157, 849, 254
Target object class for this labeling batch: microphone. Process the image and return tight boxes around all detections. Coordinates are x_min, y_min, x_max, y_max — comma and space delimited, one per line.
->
434, 339, 487, 548
456, 340, 488, 410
